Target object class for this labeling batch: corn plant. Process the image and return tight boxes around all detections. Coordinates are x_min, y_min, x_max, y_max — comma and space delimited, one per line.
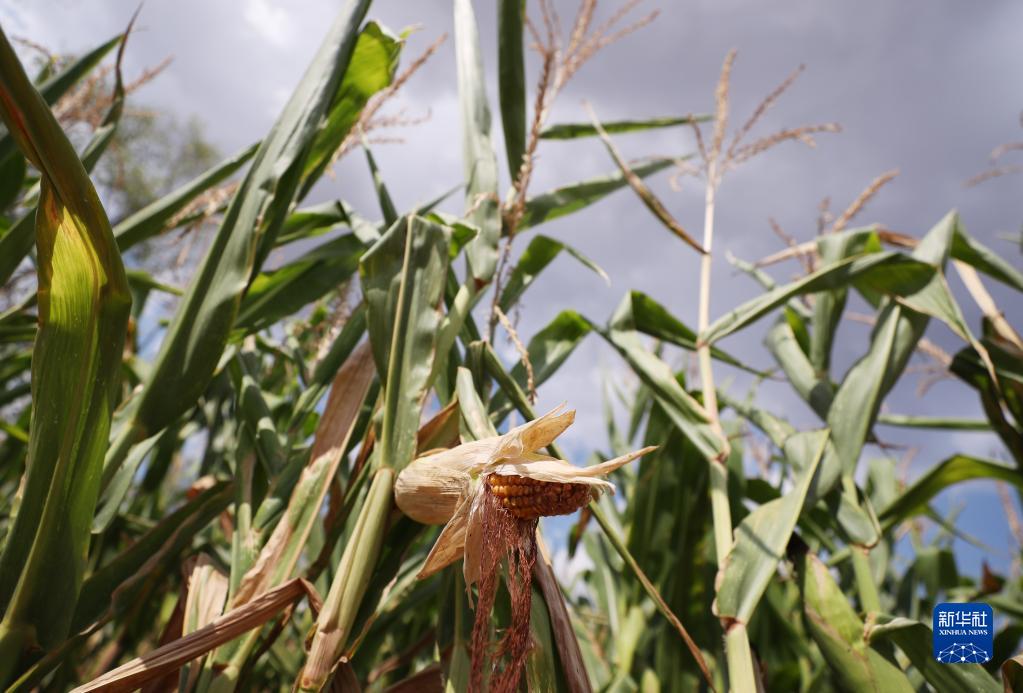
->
0, 1, 1021, 691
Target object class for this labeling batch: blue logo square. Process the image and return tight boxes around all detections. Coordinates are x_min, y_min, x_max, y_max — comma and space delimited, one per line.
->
933, 603, 993, 664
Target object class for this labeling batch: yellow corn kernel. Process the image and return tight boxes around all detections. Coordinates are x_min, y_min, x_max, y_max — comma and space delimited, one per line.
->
486, 474, 592, 520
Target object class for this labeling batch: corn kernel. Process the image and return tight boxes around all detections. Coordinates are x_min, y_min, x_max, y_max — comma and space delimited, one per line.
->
486, 474, 592, 520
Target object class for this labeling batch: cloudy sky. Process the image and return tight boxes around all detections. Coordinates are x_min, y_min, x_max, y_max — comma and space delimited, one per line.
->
4, 0, 1022, 575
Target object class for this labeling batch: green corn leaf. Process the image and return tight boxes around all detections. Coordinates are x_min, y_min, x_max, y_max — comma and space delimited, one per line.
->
519, 157, 676, 232
489, 309, 592, 420
456, 366, 498, 438
231, 355, 289, 476
298, 467, 393, 692
0, 142, 25, 213
0, 311, 34, 345
951, 224, 1023, 292
114, 144, 257, 251
717, 431, 828, 625
299, 216, 449, 688
238, 344, 374, 604
726, 251, 812, 320
103, 0, 373, 480
73, 481, 232, 632
0, 213, 40, 289
591, 502, 713, 688
810, 230, 880, 373
540, 114, 712, 140
0, 32, 122, 168
361, 215, 450, 416
275, 199, 353, 246
599, 309, 725, 463
0, 25, 132, 665
299, 21, 402, 199
827, 301, 927, 476
363, 139, 398, 226
876, 414, 991, 431
91, 431, 163, 533
235, 233, 364, 333
878, 454, 1023, 528
497, 0, 526, 178
288, 304, 368, 432
18, 482, 231, 689
498, 234, 609, 312
866, 616, 1000, 693
214, 344, 375, 686
827, 214, 963, 477
617, 290, 763, 375
373, 216, 451, 472
0, 37, 133, 288
454, 0, 500, 284
525, 583, 561, 693
707, 214, 971, 347
793, 550, 914, 692
766, 319, 834, 420
701, 251, 924, 345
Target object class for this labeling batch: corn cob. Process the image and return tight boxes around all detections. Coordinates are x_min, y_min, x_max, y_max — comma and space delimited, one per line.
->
486, 473, 592, 520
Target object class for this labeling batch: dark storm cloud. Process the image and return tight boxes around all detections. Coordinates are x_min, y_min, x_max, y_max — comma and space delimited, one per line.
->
5, 0, 1022, 571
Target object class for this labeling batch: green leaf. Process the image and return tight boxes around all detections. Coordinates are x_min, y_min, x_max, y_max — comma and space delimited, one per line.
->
726, 251, 812, 320
299, 21, 402, 198
827, 214, 963, 476
73, 481, 232, 631
878, 454, 1022, 528
276, 199, 352, 246
497, 0, 526, 178
0, 25, 132, 659
0, 40, 135, 288
361, 215, 451, 471
702, 250, 925, 345
103, 0, 373, 480
289, 303, 367, 432
114, 144, 257, 251
810, 230, 878, 373
217, 344, 376, 678
620, 290, 764, 375
0, 147, 25, 212
456, 366, 499, 438
498, 234, 608, 312
600, 308, 725, 463
489, 310, 592, 419
454, 0, 500, 284
363, 139, 398, 226
794, 550, 914, 692
540, 114, 712, 140
0, 214, 37, 289
951, 223, 1023, 292
591, 503, 712, 688
867, 616, 1000, 693
876, 414, 991, 431
0, 33, 122, 167
235, 233, 364, 333
519, 157, 675, 231
716, 430, 828, 624
766, 319, 833, 420
298, 466, 395, 691
828, 301, 927, 476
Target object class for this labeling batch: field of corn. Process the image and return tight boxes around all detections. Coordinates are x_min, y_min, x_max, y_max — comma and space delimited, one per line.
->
0, 0, 1021, 690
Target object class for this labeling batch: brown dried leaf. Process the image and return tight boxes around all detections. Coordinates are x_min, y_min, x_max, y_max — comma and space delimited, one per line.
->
72, 579, 315, 693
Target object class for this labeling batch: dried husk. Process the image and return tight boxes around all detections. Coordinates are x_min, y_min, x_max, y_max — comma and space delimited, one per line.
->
394, 452, 473, 525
